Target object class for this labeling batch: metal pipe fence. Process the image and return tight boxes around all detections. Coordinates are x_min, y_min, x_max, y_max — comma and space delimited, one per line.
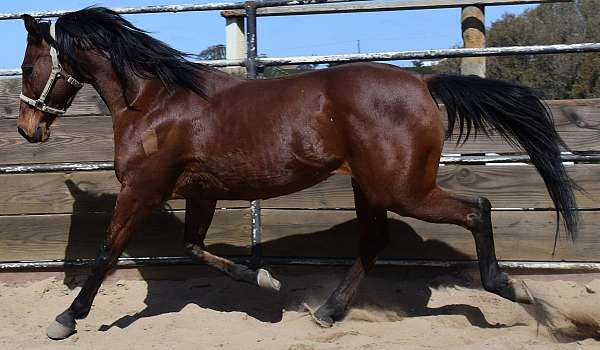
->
3, 43, 600, 77
1, 256, 600, 271
0, 0, 372, 20
3, 154, 600, 175
1, 0, 599, 270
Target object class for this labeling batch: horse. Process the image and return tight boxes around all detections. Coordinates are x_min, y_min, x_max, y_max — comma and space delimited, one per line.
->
17, 7, 578, 340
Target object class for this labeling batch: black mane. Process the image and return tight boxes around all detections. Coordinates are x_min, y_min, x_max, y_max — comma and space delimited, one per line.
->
54, 7, 208, 102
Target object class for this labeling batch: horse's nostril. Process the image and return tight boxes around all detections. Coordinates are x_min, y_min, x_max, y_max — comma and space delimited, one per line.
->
17, 127, 28, 139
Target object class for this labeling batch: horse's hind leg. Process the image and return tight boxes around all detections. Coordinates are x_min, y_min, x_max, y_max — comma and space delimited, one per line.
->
183, 198, 281, 291
389, 188, 533, 304
312, 179, 389, 327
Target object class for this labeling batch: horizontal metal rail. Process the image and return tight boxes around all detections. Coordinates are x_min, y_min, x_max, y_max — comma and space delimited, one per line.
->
0, 68, 22, 77
0, 59, 245, 77
257, 42, 600, 66
440, 153, 600, 164
0, 162, 114, 174
1, 256, 599, 271
222, 0, 569, 17
1, 154, 598, 174
0, 0, 370, 20
2, 42, 599, 77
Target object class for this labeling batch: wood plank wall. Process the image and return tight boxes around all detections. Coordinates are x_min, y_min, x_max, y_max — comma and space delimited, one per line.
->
1, 77, 599, 263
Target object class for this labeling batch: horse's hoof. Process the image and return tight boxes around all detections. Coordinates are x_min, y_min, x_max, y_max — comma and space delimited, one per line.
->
303, 303, 334, 328
509, 279, 534, 304
313, 313, 334, 328
47, 319, 76, 340
257, 268, 281, 291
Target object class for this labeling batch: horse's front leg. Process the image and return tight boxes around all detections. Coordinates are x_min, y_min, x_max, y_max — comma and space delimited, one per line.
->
183, 198, 281, 291
47, 183, 163, 340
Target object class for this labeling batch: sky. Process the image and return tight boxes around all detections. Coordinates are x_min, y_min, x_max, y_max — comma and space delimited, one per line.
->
0, 0, 535, 69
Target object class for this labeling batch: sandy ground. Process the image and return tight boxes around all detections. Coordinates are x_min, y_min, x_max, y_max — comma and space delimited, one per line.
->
1, 266, 599, 350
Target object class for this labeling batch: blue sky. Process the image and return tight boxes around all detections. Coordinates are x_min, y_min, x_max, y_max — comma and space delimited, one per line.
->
0, 1, 535, 69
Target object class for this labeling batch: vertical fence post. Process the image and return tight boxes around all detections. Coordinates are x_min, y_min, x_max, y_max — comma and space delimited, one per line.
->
245, 2, 258, 78
461, 5, 486, 77
225, 15, 246, 76
245, 0, 262, 267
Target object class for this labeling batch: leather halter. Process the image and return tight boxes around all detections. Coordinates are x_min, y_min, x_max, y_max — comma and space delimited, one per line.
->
19, 22, 84, 115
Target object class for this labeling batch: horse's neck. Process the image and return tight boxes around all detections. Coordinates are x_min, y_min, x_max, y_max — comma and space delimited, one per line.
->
87, 63, 240, 116
87, 65, 134, 116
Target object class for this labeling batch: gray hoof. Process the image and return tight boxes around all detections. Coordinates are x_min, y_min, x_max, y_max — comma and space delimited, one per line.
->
510, 279, 534, 304
303, 303, 334, 328
47, 319, 76, 340
257, 268, 281, 291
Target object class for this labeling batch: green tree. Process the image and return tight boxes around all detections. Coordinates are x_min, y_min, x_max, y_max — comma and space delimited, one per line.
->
432, 45, 461, 75
435, 0, 600, 99
198, 44, 226, 60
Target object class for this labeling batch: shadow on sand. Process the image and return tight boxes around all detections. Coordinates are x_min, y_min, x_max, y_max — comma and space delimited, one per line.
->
62, 180, 527, 334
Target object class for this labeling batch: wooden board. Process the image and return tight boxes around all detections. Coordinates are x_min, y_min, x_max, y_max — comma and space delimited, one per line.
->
1, 164, 598, 216
442, 99, 600, 153
0, 209, 251, 261
1, 75, 599, 157
0, 79, 109, 117
0, 171, 249, 215
261, 164, 600, 209
260, 209, 600, 261
0, 116, 114, 165
1, 110, 600, 164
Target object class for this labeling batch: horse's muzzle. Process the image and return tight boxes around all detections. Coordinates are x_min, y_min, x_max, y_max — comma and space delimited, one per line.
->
18, 125, 47, 143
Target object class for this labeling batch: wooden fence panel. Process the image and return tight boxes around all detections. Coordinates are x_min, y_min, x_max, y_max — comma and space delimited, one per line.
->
1, 111, 600, 164
261, 210, 600, 261
262, 164, 600, 209
0, 171, 249, 215
0, 116, 114, 165
1, 77, 600, 158
1, 73, 599, 264
0, 209, 251, 261
0, 79, 109, 117
1, 164, 598, 217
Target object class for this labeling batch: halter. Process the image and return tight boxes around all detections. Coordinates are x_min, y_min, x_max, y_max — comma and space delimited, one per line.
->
19, 22, 84, 115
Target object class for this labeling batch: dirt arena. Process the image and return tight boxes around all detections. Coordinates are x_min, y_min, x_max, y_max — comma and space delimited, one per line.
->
1, 266, 599, 349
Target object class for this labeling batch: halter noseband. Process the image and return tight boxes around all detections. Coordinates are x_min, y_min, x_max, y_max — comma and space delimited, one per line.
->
19, 22, 84, 115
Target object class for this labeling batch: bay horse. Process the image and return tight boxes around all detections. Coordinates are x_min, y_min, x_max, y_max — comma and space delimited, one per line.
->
17, 7, 578, 340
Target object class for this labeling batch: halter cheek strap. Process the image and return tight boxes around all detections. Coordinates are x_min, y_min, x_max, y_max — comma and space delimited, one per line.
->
19, 22, 84, 115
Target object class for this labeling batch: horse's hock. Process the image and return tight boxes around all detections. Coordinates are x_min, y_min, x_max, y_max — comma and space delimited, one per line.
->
1, 72, 600, 264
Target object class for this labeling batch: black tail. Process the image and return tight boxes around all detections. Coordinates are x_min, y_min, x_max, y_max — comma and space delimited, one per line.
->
426, 74, 579, 240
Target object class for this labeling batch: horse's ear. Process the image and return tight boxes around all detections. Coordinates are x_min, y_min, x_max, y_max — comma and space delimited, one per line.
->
22, 14, 42, 42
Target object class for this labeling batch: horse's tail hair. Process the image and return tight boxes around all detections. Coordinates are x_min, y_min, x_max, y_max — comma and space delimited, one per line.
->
425, 74, 580, 241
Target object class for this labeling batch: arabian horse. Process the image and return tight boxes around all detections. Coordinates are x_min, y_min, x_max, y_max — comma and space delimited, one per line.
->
16, 8, 578, 339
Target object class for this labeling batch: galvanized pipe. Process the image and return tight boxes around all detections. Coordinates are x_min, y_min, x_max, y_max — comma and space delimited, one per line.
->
257, 42, 600, 66
3, 42, 600, 77
0, 0, 370, 20
244, 1, 263, 266
220, 0, 570, 17
0, 161, 114, 174
1, 154, 599, 174
245, 2, 259, 79
1, 257, 600, 271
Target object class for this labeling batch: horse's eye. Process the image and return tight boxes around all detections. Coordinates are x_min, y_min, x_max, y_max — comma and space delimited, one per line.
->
21, 66, 33, 77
